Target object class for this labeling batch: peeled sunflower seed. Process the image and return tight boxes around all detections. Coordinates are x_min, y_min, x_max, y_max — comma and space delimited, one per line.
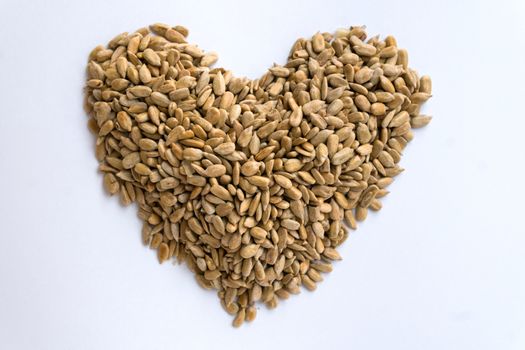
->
84, 24, 432, 327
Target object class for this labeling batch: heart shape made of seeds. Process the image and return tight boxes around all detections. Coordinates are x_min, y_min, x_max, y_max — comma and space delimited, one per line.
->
84, 23, 432, 327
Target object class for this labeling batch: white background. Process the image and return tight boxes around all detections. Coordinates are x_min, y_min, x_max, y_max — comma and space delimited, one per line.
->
1, 0, 524, 349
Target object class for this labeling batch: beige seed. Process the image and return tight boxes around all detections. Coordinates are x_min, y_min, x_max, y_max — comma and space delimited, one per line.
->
355, 94, 371, 112
420, 75, 432, 94
143, 48, 161, 66
165, 28, 186, 43
116, 111, 132, 132
122, 152, 140, 169
250, 227, 267, 240
201, 53, 219, 67
245, 306, 257, 322
355, 67, 373, 84
312, 33, 325, 53
214, 142, 236, 156
213, 71, 226, 96
302, 100, 325, 116
111, 79, 129, 91
371, 102, 386, 116
390, 111, 410, 128
139, 64, 152, 83
344, 209, 357, 230
311, 262, 333, 273
355, 206, 368, 221
323, 248, 342, 260
149, 23, 170, 35
150, 92, 171, 107
327, 99, 344, 116
211, 184, 232, 201
232, 308, 246, 328
411, 92, 432, 104
134, 163, 151, 176
370, 199, 383, 211
357, 124, 372, 143
302, 275, 317, 291
241, 161, 259, 176
103, 173, 119, 194
284, 159, 302, 172
138, 138, 157, 151
357, 144, 373, 156
237, 127, 253, 147
281, 219, 300, 231
411, 115, 432, 128
240, 244, 259, 259
204, 270, 222, 280
332, 147, 353, 165
312, 222, 324, 236
289, 107, 303, 127
274, 174, 292, 189
353, 44, 376, 56
206, 164, 226, 177
99, 120, 114, 136
378, 151, 395, 168
158, 177, 178, 190
183, 148, 203, 161
129, 85, 152, 97
247, 176, 270, 188
158, 243, 169, 263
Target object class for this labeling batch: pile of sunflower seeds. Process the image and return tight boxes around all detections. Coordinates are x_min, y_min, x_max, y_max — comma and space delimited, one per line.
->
84, 23, 432, 327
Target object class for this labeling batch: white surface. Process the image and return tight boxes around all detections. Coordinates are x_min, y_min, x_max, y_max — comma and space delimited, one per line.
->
0, 0, 524, 349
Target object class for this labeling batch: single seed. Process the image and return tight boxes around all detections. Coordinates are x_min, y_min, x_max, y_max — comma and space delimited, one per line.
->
205, 164, 227, 177
157, 243, 169, 263
332, 147, 353, 165
274, 174, 292, 189
143, 48, 161, 66
240, 244, 259, 258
